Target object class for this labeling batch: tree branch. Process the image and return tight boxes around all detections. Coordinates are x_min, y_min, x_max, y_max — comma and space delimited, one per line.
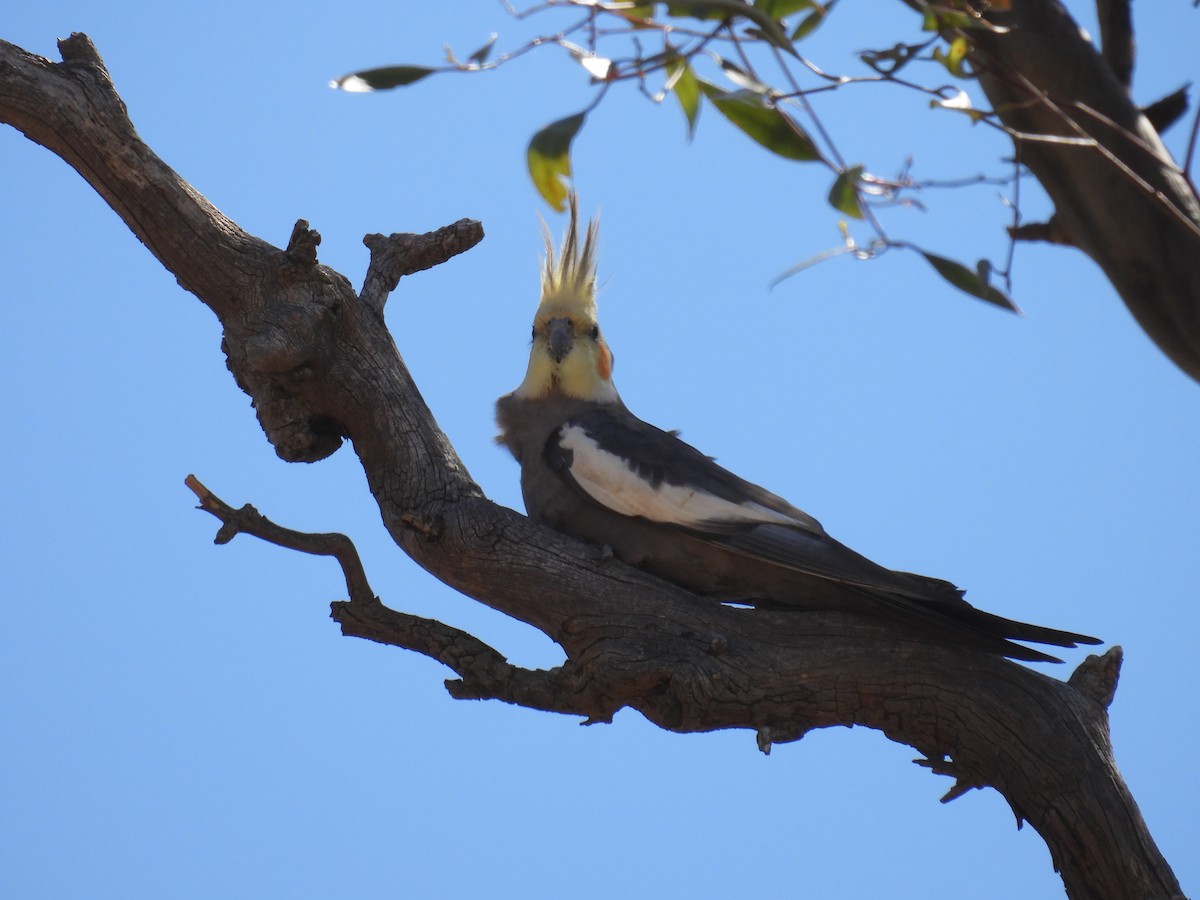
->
0, 32, 1183, 898
185, 473, 601, 718
186, 473, 379, 604
966, 1, 1200, 384
1095, 0, 1134, 89
360, 221, 485, 317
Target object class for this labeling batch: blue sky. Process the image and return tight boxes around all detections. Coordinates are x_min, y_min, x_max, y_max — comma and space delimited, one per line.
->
2, 3, 1197, 897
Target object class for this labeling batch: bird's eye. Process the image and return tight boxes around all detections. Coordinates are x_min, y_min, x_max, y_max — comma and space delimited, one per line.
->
531, 325, 537, 340
588, 324, 600, 340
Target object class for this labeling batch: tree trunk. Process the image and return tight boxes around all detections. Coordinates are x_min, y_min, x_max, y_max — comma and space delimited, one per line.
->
0, 32, 1184, 899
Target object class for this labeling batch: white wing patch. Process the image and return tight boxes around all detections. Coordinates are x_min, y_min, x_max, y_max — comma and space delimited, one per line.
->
558, 425, 807, 530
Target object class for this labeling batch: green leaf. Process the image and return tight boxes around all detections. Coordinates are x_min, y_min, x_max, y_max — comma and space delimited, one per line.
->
665, 0, 798, 56
828, 165, 865, 219
717, 56, 770, 94
922, 6, 976, 31
467, 34, 498, 66
666, 1, 728, 20
917, 249, 1019, 312
791, 0, 834, 40
754, 0, 814, 17
527, 111, 587, 211
859, 40, 929, 76
330, 65, 436, 92
698, 81, 823, 161
921, 3, 1008, 32
666, 57, 701, 139
619, 3, 656, 19
932, 35, 970, 76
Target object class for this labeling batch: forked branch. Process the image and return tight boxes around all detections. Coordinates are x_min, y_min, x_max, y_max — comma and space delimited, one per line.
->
185, 474, 600, 717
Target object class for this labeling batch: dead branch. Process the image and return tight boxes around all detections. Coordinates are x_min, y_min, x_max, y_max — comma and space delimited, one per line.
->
360, 220, 485, 316
185, 473, 602, 716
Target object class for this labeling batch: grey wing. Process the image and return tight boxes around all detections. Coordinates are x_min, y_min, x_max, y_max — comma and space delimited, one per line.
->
720, 522, 965, 605
551, 408, 824, 534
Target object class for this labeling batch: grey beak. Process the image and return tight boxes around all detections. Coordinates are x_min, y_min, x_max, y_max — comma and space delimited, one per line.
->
546, 317, 575, 363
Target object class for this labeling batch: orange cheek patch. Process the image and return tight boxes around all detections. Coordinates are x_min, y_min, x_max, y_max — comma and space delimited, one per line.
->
596, 341, 613, 380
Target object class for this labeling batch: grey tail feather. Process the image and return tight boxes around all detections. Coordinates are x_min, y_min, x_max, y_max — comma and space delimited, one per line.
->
854, 587, 1101, 664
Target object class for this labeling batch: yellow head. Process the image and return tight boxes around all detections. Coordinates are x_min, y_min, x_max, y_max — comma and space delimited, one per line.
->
514, 195, 619, 403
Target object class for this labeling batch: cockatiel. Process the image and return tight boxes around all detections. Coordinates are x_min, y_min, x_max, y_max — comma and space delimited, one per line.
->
495, 197, 1100, 663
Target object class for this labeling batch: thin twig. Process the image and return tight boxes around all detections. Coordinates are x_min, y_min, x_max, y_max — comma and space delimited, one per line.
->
769, 42, 846, 170
1002, 152, 1022, 292
185, 473, 378, 604
183, 474, 603, 717
978, 56, 1200, 242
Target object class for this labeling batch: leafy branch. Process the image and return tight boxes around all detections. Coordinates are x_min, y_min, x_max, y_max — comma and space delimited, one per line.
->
330, 0, 1196, 321
332, 0, 1023, 308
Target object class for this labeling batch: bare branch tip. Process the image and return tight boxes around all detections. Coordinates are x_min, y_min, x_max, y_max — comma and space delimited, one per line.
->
58, 33, 104, 68
1068, 644, 1123, 709
915, 753, 980, 803
444, 677, 478, 700
1009, 216, 1075, 247
359, 218, 483, 312
185, 473, 228, 520
285, 219, 321, 266
756, 726, 773, 755
939, 781, 977, 804
214, 522, 240, 545
184, 473, 207, 499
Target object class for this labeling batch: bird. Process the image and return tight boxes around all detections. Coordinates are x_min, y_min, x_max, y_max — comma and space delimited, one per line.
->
495, 196, 1101, 663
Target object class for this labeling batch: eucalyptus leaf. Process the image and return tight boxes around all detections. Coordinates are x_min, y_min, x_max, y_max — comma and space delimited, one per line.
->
933, 36, 970, 77
859, 40, 929, 76
791, 0, 834, 40
619, 3, 656, 20
467, 34, 498, 66
917, 248, 1019, 312
754, 0, 815, 17
667, 57, 702, 139
698, 81, 822, 161
666, 0, 798, 55
718, 57, 771, 94
330, 65, 436, 93
527, 112, 587, 211
828, 165, 865, 219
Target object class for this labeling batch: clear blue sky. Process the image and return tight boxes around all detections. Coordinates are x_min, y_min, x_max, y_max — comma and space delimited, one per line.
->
3, 3, 1197, 898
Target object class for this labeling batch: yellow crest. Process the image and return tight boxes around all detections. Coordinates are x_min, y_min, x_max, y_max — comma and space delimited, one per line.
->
538, 193, 600, 318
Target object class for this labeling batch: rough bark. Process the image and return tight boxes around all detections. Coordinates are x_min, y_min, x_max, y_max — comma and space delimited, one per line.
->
0, 32, 1184, 900
966, 0, 1200, 383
